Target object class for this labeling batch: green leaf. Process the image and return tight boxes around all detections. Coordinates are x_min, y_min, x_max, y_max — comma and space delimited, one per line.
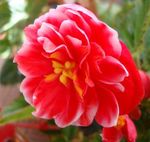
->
0, 106, 34, 125
3, 96, 28, 114
0, 0, 11, 29
134, 0, 150, 47
62, 126, 77, 142
0, 35, 10, 53
26, 0, 47, 23
0, 58, 23, 85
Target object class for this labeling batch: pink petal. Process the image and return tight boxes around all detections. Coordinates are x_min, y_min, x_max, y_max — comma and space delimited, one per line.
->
59, 20, 90, 64
14, 42, 51, 77
101, 127, 123, 142
34, 12, 50, 28
54, 91, 83, 127
59, 20, 89, 46
38, 36, 65, 54
57, 4, 99, 22
64, 9, 92, 38
139, 70, 150, 99
66, 35, 89, 66
87, 20, 122, 57
32, 79, 68, 119
84, 63, 95, 87
47, 9, 68, 27
129, 106, 141, 120
73, 87, 98, 126
24, 24, 38, 42
95, 88, 119, 127
32, 79, 83, 128
38, 22, 64, 46
98, 56, 129, 83
113, 41, 144, 114
20, 77, 42, 105
123, 115, 137, 142
99, 81, 125, 93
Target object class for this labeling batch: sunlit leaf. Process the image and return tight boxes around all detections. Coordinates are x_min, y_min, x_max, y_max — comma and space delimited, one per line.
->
0, 0, 11, 29
0, 106, 34, 125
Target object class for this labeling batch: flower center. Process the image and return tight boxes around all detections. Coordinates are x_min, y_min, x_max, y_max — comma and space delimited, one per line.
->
44, 52, 83, 97
52, 60, 76, 86
116, 116, 126, 129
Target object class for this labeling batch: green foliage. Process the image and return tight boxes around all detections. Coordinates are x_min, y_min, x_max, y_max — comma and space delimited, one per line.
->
0, 58, 23, 85
3, 96, 28, 114
62, 126, 78, 141
26, 0, 48, 23
0, 0, 11, 30
0, 96, 32, 125
0, 105, 34, 125
0, 35, 10, 53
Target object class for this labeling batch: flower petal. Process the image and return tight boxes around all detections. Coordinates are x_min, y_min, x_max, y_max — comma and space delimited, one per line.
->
97, 56, 128, 83
20, 77, 42, 105
95, 88, 119, 127
59, 20, 90, 64
24, 24, 38, 42
64, 9, 92, 38
113, 41, 144, 114
32, 79, 83, 128
14, 42, 51, 77
123, 115, 137, 142
57, 4, 99, 22
54, 92, 83, 128
73, 87, 98, 126
86, 20, 122, 57
38, 22, 64, 47
59, 20, 89, 46
101, 126, 123, 142
139, 70, 150, 99
32, 79, 68, 119
47, 9, 68, 27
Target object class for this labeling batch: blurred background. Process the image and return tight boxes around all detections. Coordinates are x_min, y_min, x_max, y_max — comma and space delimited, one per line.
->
0, 0, 150, 141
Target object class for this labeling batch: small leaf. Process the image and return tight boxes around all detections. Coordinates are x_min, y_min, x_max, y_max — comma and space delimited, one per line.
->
0, 106, 34, 125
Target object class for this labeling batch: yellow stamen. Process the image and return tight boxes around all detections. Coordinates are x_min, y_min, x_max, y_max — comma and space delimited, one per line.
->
59, 74, 68, 86
65, 61, 75, 69
54, 68, 62, 74
45, 73, 57, 82
52, 61, 63, 68
75, 84, 83, 98
63, 70, 74, 79
116, 116, 126, 129
46, 59, 84, 98
65, 61, 72, 69
50, 52, 61, 60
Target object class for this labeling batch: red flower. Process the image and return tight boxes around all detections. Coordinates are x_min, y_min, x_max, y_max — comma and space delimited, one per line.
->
129, 106, 141, 120
0, 124, 15, 142
139, 70, 150, 99
14, 4, 143, 128
101, 115, 137, 142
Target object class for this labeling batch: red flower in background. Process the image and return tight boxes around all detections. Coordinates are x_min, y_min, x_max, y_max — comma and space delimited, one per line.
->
101, 115, 137, 142
0, 124, 15, 142
129, 106, 141, 121
139, 70, 150, 99
14, 4, 143, 128
129, 70, 150, 120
